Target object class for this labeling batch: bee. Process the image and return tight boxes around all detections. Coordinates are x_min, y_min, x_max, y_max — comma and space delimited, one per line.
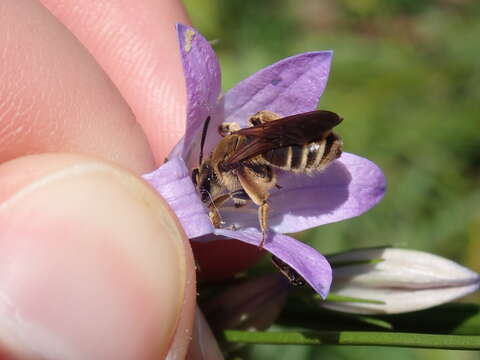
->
271, 255, 306, 287
192, 109, 343, 248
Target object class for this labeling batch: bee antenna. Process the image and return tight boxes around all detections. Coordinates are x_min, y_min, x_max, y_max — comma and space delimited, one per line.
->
198, 116, 211, 165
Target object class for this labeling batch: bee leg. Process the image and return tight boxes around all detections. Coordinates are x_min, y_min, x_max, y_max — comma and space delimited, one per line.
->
236, 165, 275, 249
234, 199, 247, 208
258, 201, 269, 248
249, 110, 281, 126
208, 193, 231, 228
208, 191, 248, 228
218, 122, 241, 136
230, 189, 251, 208
208, 207, 222, 228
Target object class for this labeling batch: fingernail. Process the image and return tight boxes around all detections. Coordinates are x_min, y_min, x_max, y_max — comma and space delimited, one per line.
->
0, 155, 187, 359
185, 308, 223, 360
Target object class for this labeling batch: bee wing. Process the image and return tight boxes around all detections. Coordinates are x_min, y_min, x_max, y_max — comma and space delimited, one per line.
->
225, 110, 342, 165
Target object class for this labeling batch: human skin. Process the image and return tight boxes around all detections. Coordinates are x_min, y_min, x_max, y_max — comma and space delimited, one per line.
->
0, 0, 255, 358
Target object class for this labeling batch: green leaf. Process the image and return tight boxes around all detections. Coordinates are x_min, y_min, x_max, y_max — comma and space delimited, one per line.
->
381, 303, 480, 335
280, 301, 480, 336
279, 302, 394, 331
323, 294, 385, 305
222, 330, 480, 350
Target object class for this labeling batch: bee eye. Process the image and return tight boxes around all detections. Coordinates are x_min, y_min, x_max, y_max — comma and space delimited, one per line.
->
198, 178, 211, 203
191, 168, 199, 187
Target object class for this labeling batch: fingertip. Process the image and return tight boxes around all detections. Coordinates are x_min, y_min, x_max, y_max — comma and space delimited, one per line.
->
40, 0, 192, 163
0, 154, 195, 359
0, 0, 155, 173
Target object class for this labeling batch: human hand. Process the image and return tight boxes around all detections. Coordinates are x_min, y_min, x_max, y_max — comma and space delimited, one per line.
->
0, 0, 224, 358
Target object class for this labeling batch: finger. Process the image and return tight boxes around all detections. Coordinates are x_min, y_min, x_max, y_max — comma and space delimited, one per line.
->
186, 308, 224, 360
0, 0, 154, 174
0, 154, 196, 359
38, 0, 266, 284
40, 0, 191, 163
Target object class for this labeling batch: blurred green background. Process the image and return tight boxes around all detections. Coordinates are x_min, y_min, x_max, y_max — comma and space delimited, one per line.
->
183, 0, 480, 358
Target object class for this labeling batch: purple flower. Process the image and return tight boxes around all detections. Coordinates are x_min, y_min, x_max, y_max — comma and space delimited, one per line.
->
143, 24, 386, 298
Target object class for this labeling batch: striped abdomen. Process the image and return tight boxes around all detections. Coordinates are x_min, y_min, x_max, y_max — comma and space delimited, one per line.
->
261, 132, 343, 173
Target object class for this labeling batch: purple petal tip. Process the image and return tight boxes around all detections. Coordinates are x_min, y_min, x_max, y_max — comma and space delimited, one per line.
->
216, 228, 332, 298
143, 158, 213, 239
223, 51, 334, 125
176, 23, 222, 159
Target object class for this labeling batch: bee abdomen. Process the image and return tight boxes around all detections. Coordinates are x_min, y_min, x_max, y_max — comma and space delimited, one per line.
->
262, 132, 343, 173
290, 145, 305, 170
315, 132, 343, 171
263, 147, 291, 170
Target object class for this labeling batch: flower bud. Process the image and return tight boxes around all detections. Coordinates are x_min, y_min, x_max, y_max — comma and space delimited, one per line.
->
202, 274, 288, 332
321, 248, 480, 314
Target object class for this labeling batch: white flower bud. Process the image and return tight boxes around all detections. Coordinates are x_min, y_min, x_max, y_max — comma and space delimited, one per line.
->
321, 248, 480, 314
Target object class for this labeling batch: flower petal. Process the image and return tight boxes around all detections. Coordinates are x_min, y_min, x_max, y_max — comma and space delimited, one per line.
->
142, 158, 213, 238
218, 152, 386, 233
176, 24, 222, 157
330, 248, 480, 289
223, 51, 332, 126
322, 283, 480, 315
215, 228, 332, 298
203, 274, 288, 332
168, 136, 184, 159
322, 248, 480, 314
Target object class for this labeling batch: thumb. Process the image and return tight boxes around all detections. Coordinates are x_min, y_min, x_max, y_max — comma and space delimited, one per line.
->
0, 153, 194, 359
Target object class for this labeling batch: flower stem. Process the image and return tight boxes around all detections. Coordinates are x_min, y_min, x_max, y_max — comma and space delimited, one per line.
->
222, 330, 480, 350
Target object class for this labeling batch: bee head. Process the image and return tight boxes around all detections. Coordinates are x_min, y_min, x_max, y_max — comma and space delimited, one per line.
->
192, 160, 217, 203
